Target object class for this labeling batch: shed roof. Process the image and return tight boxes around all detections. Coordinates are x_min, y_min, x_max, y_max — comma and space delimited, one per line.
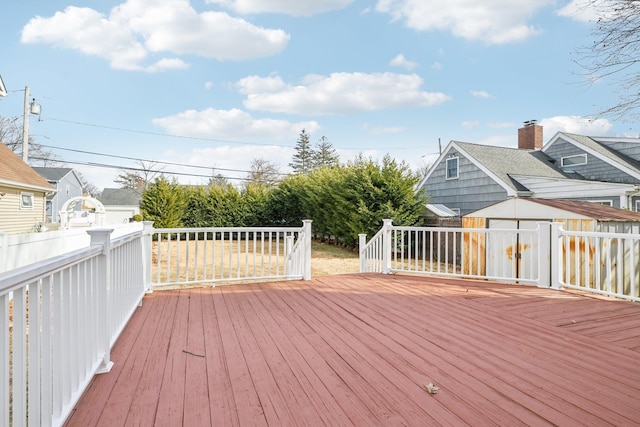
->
465, 197, 640, 222
0, 142, 55, 191
425, 204, 458, 217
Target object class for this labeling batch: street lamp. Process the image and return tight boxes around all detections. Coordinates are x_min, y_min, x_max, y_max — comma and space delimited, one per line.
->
22, 85, 41, 163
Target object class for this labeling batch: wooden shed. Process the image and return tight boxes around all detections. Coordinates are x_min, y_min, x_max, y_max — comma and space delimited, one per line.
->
462, 197, 640, 293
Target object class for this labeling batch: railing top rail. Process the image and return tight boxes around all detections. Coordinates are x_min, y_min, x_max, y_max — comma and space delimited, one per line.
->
560, 229, 640, 239
0, 245, 102, 295
388, 225, 540, 234
152, 226, 305, 233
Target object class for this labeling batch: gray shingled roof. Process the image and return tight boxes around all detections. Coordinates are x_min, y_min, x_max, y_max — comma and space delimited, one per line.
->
32, 167, 74, 182
98, 188, 142, 206
453, 141, 568, 191
559, 132, 640, 173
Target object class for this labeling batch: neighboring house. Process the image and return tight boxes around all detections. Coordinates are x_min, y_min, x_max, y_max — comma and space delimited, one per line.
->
97, 188, 142, 224
0, 142, 55, 233
32, 167, 84, 223
417, 123, 640, 216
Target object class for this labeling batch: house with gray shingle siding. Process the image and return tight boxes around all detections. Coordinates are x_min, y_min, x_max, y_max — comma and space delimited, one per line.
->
417, 124, 640, 216
32, 167, 84, 223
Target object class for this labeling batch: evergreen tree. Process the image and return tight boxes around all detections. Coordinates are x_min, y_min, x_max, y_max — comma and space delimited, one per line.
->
313, 136, 339, 169
289, 129, 314, 175
140, 177, 186, 228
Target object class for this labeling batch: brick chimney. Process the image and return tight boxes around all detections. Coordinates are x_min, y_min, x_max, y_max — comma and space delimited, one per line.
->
518, 120, 543, 150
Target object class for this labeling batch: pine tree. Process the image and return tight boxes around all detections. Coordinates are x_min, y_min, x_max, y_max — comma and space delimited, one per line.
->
313, 136, 339, 169
289, 129, 314, 175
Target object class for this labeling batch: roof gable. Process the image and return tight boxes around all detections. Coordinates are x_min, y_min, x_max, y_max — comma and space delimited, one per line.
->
0, 142, 55, 191
32, 167, 76, 182
544, 132, 640, 180
419, 140, 567, 194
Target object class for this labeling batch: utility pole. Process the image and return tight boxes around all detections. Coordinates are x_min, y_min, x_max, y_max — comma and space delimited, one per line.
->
21, 86, 41, 163
22, 86, 30, 163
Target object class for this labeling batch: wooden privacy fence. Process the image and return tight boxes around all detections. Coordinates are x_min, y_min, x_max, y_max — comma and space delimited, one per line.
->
360, 219, 640, 302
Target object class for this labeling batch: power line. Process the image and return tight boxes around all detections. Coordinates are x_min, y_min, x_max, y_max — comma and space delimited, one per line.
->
29, 156, 254, 182
38, 143, 289, 175
47, 117, 289, 147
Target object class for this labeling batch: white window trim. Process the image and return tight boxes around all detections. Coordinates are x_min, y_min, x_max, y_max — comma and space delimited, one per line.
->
561, 153, 587, 167
445, 156, 459, 180
635, 199, 640, 212
20, 192, 34, 209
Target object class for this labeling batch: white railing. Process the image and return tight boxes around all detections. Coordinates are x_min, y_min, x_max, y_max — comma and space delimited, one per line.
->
150, 220, 312, 287
360, 219, 542, 285
0, 227, 149, 427
360, 219, 640, 301
559, 229, 640, 302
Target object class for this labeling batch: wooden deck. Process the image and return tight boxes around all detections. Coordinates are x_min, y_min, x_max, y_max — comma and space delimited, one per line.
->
65, 274, 640, 426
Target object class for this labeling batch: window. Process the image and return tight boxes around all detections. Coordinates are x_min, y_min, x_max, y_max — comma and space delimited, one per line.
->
20, 192, 34, 209
446, 157, 459, 180
635, 200, 640, 212
561, 154, 587, 167
590, 200, 613, 207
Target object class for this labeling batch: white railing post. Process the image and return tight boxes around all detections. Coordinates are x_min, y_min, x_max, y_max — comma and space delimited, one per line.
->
382, 219, 393, 274
87, 228, 115, 374
142, 221, 154, 293
550, 222, 563, 290
359, 233, 367, 273
302, 220, 313, 280
537, 222, 551, 288
0, 232, 7, 273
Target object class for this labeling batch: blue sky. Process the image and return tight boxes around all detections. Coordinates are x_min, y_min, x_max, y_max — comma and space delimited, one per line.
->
0, 0, 627, 190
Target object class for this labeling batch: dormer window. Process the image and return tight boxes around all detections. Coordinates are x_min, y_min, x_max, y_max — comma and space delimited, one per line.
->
446, 156, 459, 180
561, 154, 587, 167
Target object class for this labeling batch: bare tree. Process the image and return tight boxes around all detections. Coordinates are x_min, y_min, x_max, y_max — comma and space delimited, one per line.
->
76, 171, 100, 196
574, 0, 640, 120
115, 160, 164, 190
246, 158, 282, 186
0, 114, 61, 165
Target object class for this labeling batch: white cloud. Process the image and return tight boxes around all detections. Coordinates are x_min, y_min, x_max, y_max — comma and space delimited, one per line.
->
488, 121, 515, 129
375, 0, 554, 44
205, 81, 214, 90
540, 115, 613, 138
462, 120, 480, 128
152, 107, 321, 139
470, 90, 491, 98
431, 61, 443, 71
557, 0, 610, 23
21, 0, 289, 71
207, 0, 354, 16
389, 54, 418, 70
237, 72, 451, 115
363, 124, 406, 134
